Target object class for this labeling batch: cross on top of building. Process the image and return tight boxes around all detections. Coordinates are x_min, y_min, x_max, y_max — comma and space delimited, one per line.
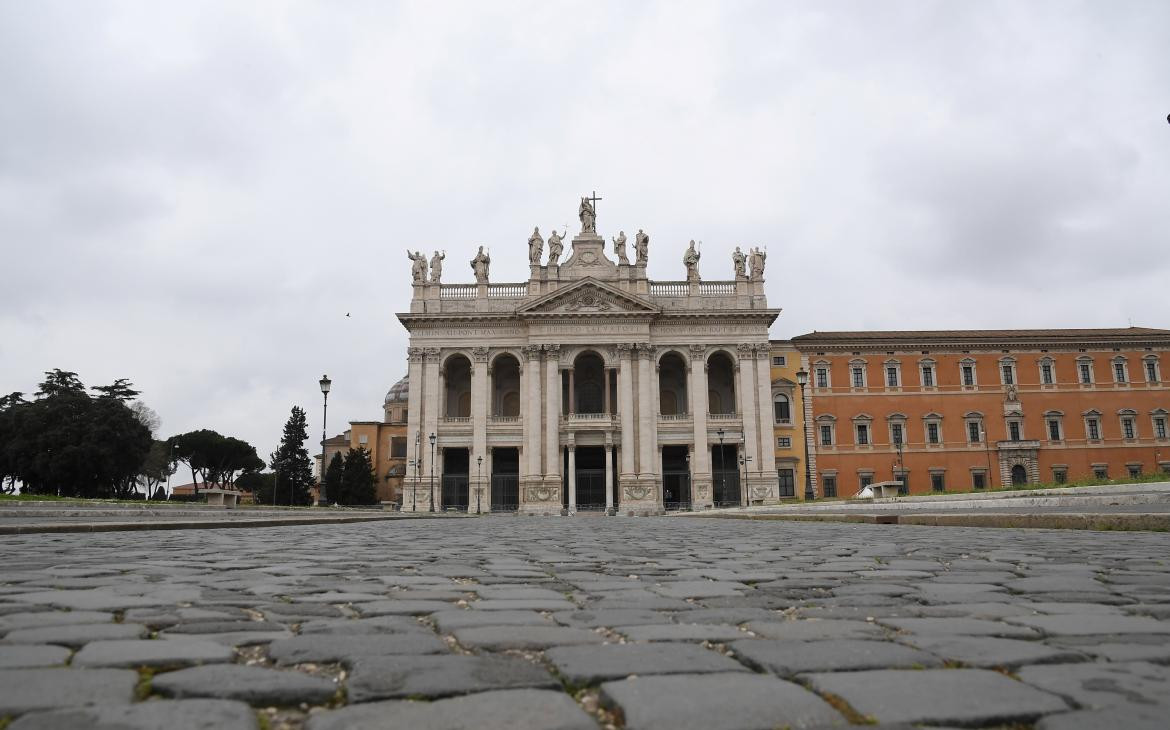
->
586, 190, 602, 213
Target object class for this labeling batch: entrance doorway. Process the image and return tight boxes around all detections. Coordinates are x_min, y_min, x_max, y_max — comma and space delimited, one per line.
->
1010, 464, 1028, 486
712, 443, 740, 506
662, 445, 691, 510
563, 447, 607, 511
491, 448, 519, 511
441, 448, 469, 511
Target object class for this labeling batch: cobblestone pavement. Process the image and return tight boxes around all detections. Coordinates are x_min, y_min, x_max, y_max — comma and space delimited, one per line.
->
1, 518, 1169, 729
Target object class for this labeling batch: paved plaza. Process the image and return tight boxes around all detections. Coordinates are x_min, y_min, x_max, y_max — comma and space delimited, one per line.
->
0, 518, 1169, 729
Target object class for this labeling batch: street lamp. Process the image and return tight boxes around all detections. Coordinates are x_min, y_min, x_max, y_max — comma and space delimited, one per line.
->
412, 431, 421, 511
429, 432, 437, 513
738, 451, 753, 507
476, 455, 483, 514
795, 368, 813, 500
165, 442, 178, 501
318, 374, 331, 506
716, 427, 725, 507
981, 425, 993, 489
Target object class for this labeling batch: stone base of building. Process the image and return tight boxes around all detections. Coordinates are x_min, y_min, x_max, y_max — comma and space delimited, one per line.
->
518, 476, 563, 515
691, 476, 714, 510
618, 477, 664, 516
745, 475, 782, 505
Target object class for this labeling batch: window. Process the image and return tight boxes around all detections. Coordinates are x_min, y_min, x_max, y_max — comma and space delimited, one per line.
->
815, 367, 829, 388
1079, 361, 1093, 384
772, 355, 786, 366
778, 469, 795, 497
962, 365, 975, 386
820, 425, 833, 446
1087, 418, 1101, 440
891, 423, 904, 445
1008, 421, 1021, 441
822, 476, 837, 498
895, 472, 909, 495
1001, 364, 1015, 385
859, 474, 873, 490
972, 472, 986, 489
1122, 417, 1136, 440
390, 437, 407, 458
773, 394, 791, 424
968, 422, 981, 443
921, 365, 935, 387
856, 424, 870, 445
927, 422, 940, 444
776, 437, 791, 448
1155, 416, 1167, 440
1145, 359, 1160, 383
1093, 466, 1108, 480
1047, 419, 1062, 441
358, 434, 369, 445
1054, 469, 1067, 484
852, 366, 865, 388
931, 473, 945, 492
1115, 362, 1127, 383
886, 366, 899, 387
1128, 465, 1141, 478
1041, 361, 1055, 385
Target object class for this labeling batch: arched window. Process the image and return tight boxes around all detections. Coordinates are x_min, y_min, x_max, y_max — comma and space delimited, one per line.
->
773, 394, 791, 424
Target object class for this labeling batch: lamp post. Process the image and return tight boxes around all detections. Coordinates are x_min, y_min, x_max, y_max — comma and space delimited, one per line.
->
412, 431, 420, 511
165, 442, 178, 501
716, 427, 725, 507
738, 451, 753, 507
273, 461, 278, 507
429, 432, 436, 513
795, 369, 813, 500
476, 455, 483, 514
318, 374, 331, 506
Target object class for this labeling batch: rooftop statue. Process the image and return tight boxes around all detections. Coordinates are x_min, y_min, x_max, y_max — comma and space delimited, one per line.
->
407, 250, 428, 284
749, 246, 767, 280
612, 230, 629, 265
547, 229, 565, 266
429, 250, 445, 284
634, 229, 649, 266
527, 227, 544, 265
470, 245, 491, 284
683, 239, 701, 282
579, 197, 597, 234
733, 246, 747, 279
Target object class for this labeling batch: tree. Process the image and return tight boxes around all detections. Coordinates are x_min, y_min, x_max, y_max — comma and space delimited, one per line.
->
237, 471, 275, 504
270, 406, 315, 506
321, 453, 343, 505
166, 430, 262, 494
137, 440, 176, 499
338, 447, 377, 506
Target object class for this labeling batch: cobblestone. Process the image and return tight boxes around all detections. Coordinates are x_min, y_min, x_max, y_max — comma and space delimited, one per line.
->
0, 517, 1168, 728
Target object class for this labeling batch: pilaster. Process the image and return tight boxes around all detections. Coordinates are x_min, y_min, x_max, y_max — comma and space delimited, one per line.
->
543, 344, 562, 488
751, 342, 780, 504
618, 344, 636, 480
405, 347, 425, 508
471, 346, 489, 507
688, 344, 713, 508
736, 343, 758, 506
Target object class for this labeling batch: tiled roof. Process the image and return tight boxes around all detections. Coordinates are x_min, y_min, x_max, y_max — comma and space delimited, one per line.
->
792, 327, 1170, 344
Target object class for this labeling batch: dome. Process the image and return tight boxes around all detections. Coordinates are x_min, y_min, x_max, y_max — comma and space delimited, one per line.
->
384, 375, 409, 404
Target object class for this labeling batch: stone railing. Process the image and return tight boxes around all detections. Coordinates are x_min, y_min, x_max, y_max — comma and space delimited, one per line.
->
650, 281, 689, 297
489, 416, 521, 424
660, 413, 692, 421
488, 283, 527, 298
439, 284, 477, 300
699, 282, 735, 296
707, 412, 741, 421
441, 416, 472, 424
563, 412, 613, 421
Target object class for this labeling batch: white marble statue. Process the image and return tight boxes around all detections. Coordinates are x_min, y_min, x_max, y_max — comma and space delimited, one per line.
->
527, 227, 543, 265
749, 246, 766, 280
634, 229, 649, 266
407, 250, 428, 284
470, 246, 491, 284
547, 229, 565, 266
683, 239, 701, 282
429, 250, 445, 283
612, 230, 629, 265
579, 197, 596, 234
733, 246, 747, 279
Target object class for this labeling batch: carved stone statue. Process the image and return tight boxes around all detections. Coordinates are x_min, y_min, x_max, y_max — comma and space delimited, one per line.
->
748, 246, 767, 280
683, 239, 701, 282
527, 227, 543, 265
407, 250, 428, 284
470, 246, 491, 284
547, 229, 565, 266
429, 250, 445, 283
732, 246, 747, 279
579, 197, 596, 234
634, 229, 649, 266
612, 230, 629, 265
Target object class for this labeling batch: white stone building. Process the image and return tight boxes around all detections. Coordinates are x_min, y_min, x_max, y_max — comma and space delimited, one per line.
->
398, 200, 780, 514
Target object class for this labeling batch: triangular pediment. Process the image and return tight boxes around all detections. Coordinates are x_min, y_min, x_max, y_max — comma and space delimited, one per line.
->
517, 277, 659, 316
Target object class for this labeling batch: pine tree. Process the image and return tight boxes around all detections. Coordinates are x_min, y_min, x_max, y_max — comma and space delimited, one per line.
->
322, 452, 344, 506
270, 406, 315, 506
339, 447, 377, 505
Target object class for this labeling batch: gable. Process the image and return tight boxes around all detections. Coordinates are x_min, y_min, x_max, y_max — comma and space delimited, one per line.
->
516, 278, 659, 316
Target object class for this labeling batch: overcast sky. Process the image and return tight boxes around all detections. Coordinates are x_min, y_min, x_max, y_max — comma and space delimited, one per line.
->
2, 1, 1168, 460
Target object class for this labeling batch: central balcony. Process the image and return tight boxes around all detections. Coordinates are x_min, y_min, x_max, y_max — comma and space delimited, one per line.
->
562, 412, 617, 429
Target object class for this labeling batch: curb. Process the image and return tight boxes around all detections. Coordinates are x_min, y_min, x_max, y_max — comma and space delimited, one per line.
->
0, 513, 469, 535
681, 511, 1170, 532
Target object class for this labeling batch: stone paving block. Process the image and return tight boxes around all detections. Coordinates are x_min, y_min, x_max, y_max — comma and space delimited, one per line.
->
878, 617, 1040, 637
1, 622, 147, 648
306, 688, 596, 730
268, 633, 447, 664
298, 615, 429, 635
10, 589, 181, 611
469, 586, 567, 600
552, 608, 670, 628
470, 598, 578, 611
152, 663, 337, 705
803, 668, 1069, 726
1034, 702, 1170, 730
732, 638, 941, 675
72, 638, 234, 667
1016, 660, 1170, 709
1005, 576, 1109, 593
1005, 614, 1170, 636
347, 654, 558, 701
1072, 641, 1170, 663
671, 608, 779, 625
8, 698, 259, 730
1024, 601, 1125, 615
161, 620, 282, 635
616, 623, 745, 642
432, 609, 551, 632
352, 599, 454, 616
159, 628, 294, 647
547, 642, 747, 684
599, 672, 847, 729
453, 625, 604, 650
0, 667, 137, 715
897, 635, 1086, 668
651, 581, 745, 599
914, 602, 1040, 619
747, 619, 887, 640
0, 644, 71, 668
0, 610, 114, 634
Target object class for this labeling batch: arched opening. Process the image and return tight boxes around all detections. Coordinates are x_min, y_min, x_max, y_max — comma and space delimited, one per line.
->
444, 355, 472, 417
706, 351, 737, 415
491, 354, 521, 417
570, 351, 606, 414
658, 352, 688, 415
1011, 464, 1027, 486
773, 393, 791, 423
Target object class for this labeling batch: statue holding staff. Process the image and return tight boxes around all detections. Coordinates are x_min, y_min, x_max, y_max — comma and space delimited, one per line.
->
547, 229, 565, 266
407, 250, 428, 284
470, 246, 491, 284
527, 227, 543, 265
429, 250, 445, 283
612, 230, 629, 265
634, 229, 649, 266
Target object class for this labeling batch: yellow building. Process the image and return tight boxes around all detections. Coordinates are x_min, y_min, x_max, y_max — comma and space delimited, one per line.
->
345, 375, 410, 504
771, 340, 812, 499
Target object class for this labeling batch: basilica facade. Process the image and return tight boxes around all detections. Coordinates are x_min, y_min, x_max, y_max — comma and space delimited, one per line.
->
397, 198, 780, 514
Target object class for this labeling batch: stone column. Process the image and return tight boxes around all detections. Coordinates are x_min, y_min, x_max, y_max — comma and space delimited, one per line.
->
568, 368, 575, 414
524, 346, 542, 484
736, 344, 759, 505
637, 343, 656, 479
567, 444, 577, 514
604, 368, 612, 414
472, 347, 489, 507
618, 344, 636, 481
754, 343, 778, 500
405, 347, 424, 506
544, 344, 561, 485
421, 348, 441, 480
688, 345, 711, 507
604, 441, 614, 514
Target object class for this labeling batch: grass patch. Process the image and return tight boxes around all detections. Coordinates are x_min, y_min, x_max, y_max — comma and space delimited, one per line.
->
134, 668, 155, 701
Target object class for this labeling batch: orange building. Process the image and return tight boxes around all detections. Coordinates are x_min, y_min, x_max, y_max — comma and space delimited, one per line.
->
792, 328, 1170, 497
345, 375, 410, 504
